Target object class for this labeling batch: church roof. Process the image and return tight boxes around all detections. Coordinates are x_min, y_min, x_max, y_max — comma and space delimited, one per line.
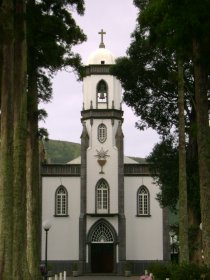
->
86, 47, 115, 65
67, 156, 81, 164
67, 156, 141, 165
124, 156, 139, 164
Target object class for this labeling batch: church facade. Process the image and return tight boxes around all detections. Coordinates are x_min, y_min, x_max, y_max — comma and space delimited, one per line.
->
41, 32, 170, 275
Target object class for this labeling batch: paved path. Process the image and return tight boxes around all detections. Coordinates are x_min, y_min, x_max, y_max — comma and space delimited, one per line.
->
66, 276, 139, 280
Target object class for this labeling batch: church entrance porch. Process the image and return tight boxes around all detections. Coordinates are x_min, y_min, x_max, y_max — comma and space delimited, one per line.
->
87, 219, 117, 274
91, 243, 114, 273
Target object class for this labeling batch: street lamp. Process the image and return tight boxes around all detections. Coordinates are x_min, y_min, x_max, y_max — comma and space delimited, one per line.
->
200, 223, 204, 263
43, 220, 52, 280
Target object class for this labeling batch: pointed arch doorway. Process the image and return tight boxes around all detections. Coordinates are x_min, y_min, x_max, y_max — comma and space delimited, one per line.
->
88, 219, 117, 273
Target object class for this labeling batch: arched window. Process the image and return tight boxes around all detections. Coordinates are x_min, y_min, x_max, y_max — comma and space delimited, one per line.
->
97, 80, 108, 104
91, 222, 114, 243
96, 179, 109, 213
98, 123, 107, 143
87, 219, 117, 245
55, 185, 68, 216
137, 185, 150, 216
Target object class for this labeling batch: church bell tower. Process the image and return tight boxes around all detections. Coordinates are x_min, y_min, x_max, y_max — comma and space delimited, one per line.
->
79, 30, 126, 274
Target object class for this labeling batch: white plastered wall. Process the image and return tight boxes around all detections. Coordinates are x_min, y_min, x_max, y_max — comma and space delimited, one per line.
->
41, 176, 80, 260
85, 118, 119, 214
125, 176, 163, 260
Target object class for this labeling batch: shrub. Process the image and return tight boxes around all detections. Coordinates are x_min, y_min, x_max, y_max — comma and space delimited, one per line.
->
148, 261, 171, 280
72, 262, 78, 271
170, 263, 201, 280
125, 261, 132, 271
149, 262, 210, 280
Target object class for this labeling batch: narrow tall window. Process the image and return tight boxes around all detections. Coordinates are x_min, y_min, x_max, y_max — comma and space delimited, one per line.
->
96, 179, 109, 213
98, 123, 107, 143
137, 185, 150, 216
55, 185, 68, 216
97, 80, 108, 104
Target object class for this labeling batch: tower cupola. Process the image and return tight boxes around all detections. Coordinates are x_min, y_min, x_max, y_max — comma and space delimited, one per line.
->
82, 29, 122, 112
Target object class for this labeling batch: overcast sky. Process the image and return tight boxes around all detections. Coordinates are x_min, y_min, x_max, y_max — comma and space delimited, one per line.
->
39, 0, 160, 158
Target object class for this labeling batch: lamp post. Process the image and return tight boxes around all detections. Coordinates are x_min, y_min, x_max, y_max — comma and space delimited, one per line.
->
43, 220, 52, 280
169, 231, 176, 262
200, 223, 204, 263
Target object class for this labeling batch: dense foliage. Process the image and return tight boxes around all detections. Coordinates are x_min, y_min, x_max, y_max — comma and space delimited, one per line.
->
112, 0, 210, 265
0, 1, 86, 279
44, 139, 81, 164
148, 261, 210, 280
147, 138, 179, 211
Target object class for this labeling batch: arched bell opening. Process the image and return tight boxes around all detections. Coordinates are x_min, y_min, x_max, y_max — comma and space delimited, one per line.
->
96, 80, 108, 107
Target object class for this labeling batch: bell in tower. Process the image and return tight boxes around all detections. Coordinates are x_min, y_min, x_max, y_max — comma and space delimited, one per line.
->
97, 80, 107, 102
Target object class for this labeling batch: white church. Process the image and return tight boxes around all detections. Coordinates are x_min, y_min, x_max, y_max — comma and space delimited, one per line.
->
41, 31, 170, 275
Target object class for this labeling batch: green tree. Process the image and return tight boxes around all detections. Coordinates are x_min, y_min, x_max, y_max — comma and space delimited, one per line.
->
192, 38, 210, 266
112, 0, 210, 264
177, 58, 189, 263
112, 22, 191, 262
112, 29, 179, 136
0, 1, 86, 278
25, 1, 86, 278
0, 0, 31, 279
0, 1, 14, 279
147, 138, 179, 211
139, 0, 210, 265
12, 1, 29, 278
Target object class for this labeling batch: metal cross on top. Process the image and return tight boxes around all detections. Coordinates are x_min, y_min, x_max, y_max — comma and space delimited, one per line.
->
98, 29, 106, 48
